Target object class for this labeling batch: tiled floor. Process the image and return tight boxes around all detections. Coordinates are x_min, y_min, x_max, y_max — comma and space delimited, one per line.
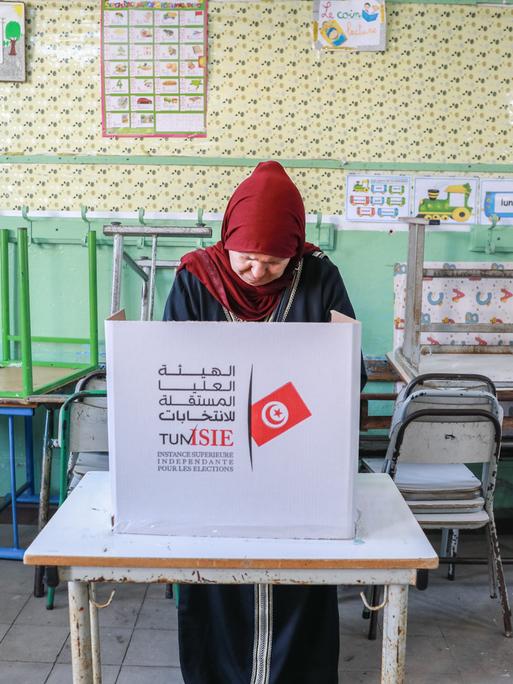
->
0, 526, 512, 683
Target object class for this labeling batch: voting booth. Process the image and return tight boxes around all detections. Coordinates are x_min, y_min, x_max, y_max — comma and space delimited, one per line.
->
105, 312, 361, 540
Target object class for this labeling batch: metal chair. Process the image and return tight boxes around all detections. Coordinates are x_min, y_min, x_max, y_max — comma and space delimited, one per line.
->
43, 372, 108, 610
361, 373, 512, 639
64, 371, 108, 493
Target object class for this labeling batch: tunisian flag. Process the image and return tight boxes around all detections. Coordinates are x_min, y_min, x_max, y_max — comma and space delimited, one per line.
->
251, 382, 312, 447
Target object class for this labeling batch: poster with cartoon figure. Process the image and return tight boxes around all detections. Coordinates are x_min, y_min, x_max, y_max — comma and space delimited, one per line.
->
0, 2, 25, 82
101, 0, 207, 138
313, 0, 386, 52
413, 177, 479, 224
479, 179, 513, 224
345, 175, 411, 222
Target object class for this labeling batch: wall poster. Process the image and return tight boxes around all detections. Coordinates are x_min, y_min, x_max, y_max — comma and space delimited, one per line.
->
101, 0, 207, 138
413, 177, 479, 225
313, 0, 386, 52
345, 175, 411, 222
478, 179, 513, 224
0, 2, 25, 83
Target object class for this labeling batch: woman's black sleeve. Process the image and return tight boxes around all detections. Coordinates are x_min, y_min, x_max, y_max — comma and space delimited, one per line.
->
163, 270, 200, 322
324, 262, 368, 391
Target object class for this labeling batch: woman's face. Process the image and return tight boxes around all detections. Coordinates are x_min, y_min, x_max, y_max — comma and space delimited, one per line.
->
228, 251, 291, 286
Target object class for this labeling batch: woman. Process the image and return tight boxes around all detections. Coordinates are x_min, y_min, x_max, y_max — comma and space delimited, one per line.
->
164, 161, 366, 684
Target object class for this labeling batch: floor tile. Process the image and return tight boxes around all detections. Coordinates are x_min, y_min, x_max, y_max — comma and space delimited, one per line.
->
405, 635, 458, 676
123, 628, 180, 667
46, 663, 120, 684
146, 583, 175, 600
97, 593, 145, 629
405, 674, 464, 684
339, 631, 382, 671
0, 624, 68, 663
0, 590, 30, 624
135, 598, 178, 630
117, 665, 185, 684
337, 670, 381, 683
57, 627, 132, 666
0, 558, 36, 591
13, 595, 70, 627
0, 661, 53, 684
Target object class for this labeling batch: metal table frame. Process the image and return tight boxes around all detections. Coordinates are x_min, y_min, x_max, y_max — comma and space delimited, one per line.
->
24, 472, 439, 684
398, 216, 513, 375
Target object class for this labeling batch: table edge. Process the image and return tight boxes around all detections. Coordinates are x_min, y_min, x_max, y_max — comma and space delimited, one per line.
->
24, 554, 439, 570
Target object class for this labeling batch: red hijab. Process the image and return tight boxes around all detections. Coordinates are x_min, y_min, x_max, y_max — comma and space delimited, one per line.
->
178, 161, 317, 321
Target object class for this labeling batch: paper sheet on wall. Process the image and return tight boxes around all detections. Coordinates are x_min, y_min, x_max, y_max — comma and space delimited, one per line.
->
345, 175, 411, 221
413, 177, 479, 225
0, 2, 25, 82
313, 0, 386, 52
101, 0, 207, 138
479, 179, 513, 224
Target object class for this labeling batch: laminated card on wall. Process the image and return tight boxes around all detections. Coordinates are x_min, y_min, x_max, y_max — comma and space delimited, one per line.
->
101, 0, 207, 137
313, 0, 386, 52
105, 312, 361, 540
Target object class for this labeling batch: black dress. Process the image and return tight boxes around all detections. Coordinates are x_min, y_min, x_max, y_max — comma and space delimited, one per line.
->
164, 253, 366, 684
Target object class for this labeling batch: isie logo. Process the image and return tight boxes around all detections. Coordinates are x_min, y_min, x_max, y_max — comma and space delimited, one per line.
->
251, 382, 311, 446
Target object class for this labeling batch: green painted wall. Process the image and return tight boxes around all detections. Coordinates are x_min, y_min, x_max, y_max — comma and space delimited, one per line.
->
2, 219, 513, 512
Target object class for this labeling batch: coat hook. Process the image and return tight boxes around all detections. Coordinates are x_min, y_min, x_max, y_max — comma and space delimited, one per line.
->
138, 208, 147, 248
21, 205, 33, 245
197, 208, 205, 247
80, 205, 92, 246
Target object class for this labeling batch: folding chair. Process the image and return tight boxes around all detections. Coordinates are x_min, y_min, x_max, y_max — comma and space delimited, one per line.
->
361, 373, 512, 639
65, 371, 108, 493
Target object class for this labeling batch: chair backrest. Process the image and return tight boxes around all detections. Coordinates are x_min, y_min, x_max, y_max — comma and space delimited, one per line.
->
388, 388, 502, 464
402, 373, 497, 399
68, 399, 109, 453
75, 370, 107, 408
66, 371, 108, 453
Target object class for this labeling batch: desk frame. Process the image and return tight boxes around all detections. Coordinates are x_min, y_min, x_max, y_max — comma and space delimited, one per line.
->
25, 472, 438, 684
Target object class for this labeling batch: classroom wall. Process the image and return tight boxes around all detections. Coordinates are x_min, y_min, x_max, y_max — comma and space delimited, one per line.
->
1, 1, 512, 505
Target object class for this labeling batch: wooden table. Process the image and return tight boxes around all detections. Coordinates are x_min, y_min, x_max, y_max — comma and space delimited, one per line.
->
387, 349, 513, 432
24, 471, 438, 684
0, 391, 72, 561
388, 349, 513, 389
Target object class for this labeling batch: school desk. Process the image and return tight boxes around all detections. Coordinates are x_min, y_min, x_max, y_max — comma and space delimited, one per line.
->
23, 471, 438, 684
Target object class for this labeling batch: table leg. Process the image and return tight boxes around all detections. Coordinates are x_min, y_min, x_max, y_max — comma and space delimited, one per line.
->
34, 408, 53, 597
89, 584, 102, 684
68, 581, 94, 684
8, 415, 20, 550
381, 584, 408, 684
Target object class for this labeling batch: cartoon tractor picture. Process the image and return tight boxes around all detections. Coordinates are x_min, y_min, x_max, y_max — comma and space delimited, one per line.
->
417, 183, 473, 222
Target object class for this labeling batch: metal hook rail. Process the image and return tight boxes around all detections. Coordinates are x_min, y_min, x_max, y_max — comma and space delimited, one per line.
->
104, 221, 212, 319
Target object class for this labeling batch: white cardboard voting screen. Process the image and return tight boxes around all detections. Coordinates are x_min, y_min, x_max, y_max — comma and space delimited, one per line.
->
105, 312, 361, 539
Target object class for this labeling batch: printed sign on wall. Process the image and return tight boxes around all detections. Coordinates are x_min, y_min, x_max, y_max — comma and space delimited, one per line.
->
101, 0, 207, 137
313, 0, 386, 52
413, 177, 479, 225
345, 175, 411, 222
0, 2, 25, 83
479, 179, 513, 224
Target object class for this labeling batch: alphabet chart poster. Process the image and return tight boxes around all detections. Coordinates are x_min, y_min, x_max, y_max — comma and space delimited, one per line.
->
313, 0, 386, 52
101, 1, 207, 138
345, 175, 411, 222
